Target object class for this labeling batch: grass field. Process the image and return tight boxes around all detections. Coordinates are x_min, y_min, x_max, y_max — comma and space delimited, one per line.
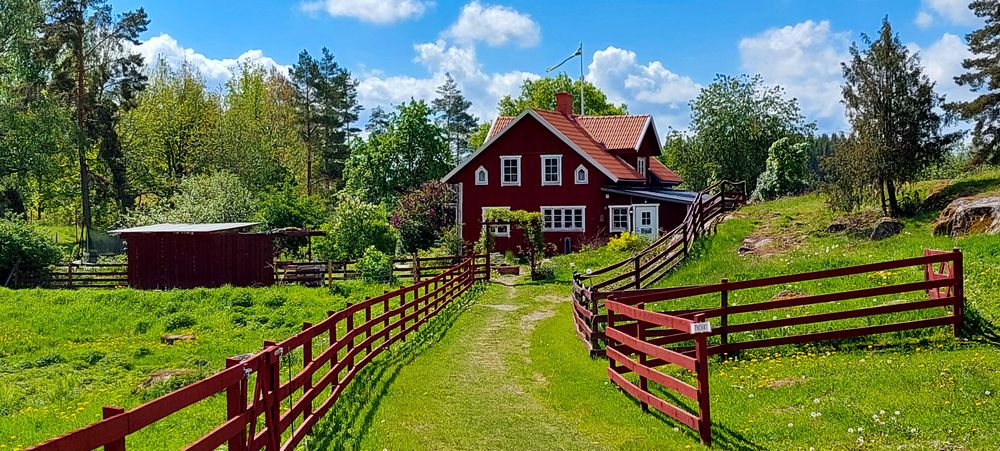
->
4, 170, 1000, 449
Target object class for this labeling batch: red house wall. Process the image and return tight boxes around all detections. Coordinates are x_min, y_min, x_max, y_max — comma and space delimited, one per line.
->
450, 115, 611, 253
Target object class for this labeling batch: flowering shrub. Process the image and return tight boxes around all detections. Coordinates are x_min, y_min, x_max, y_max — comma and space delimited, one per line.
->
355, 246, 394, 283
0, 218, 62, 286
607, 232, 649, 253
391, 181, 456, 257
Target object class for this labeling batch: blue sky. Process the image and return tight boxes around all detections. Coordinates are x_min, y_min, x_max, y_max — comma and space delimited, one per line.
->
119, 0, 982, 134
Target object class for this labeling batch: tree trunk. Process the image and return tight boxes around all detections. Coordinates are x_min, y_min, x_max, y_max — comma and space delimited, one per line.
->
877, 176, 888, 217
886, 178, 899, 218
74, 7, 91, 257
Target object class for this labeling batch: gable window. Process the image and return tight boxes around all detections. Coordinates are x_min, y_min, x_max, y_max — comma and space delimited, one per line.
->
609, 206, 630, 233
500, 156, 521, 186
574, 165, 588, 184
541, 155, 562, 186
637, 157, 648, 176
482, 207, 510, 237
541, 206, 585, 232
475, 166, 488, 185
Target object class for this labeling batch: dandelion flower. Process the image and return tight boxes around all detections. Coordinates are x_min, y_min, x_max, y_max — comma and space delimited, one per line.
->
879, 410, 885, 415
848, 428, 855, 433
894, 410, 900, 415
813, 398, 820, 404
810, 411, 821, 418
787, 423, 794, 428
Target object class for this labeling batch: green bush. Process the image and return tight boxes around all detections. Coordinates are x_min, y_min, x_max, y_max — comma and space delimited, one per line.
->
122, 171, 256, 226
355, 245, 394, 283
0, 218, 62, 286
751, 137, 811, 202
164, 313, 196, 331
255, 188, 327, 256
607, 232, 649, 253
315, 194, 397, 261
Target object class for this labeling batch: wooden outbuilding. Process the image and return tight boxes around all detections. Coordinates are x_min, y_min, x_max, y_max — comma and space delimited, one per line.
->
109, 222, 273, 289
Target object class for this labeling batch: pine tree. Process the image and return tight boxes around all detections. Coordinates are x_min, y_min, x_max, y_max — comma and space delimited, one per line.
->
290, 48, 361, 193
840, 17, 958, 216
948, 0, 1000, 163
431, 73, 478, 163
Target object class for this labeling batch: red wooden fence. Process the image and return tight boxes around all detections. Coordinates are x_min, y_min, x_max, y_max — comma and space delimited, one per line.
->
29, 257, 482, 450
603, 249, 964, 446
572, 180, 746, 355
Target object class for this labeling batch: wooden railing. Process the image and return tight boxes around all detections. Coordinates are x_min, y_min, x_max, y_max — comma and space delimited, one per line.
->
18, 263, 129, 289
572, 180, 746, 355
603, 249, 964, 446
29, 257, 481, 451
274, 254, 489, 286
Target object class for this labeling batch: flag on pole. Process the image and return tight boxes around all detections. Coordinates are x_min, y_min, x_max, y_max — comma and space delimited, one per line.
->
545, 42, 585, 115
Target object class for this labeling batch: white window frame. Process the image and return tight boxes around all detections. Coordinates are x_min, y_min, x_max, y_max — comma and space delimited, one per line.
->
475, 166, 488, 186
609, 206, 631, 233
541, 154, 562, 186
574, 164, 589, 184
541, 206, 586, 232
500, 156, 521, 186
482, 207, 510, 237
637, 157, 648, 176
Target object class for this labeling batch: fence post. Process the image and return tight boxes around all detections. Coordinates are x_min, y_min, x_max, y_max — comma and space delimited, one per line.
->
606, 295, 617, 373
637, 302, 649, 413
693, 313, 712, 447
102, 406, 126, 451
590, 288, 601, 353
225, 357, 248, 451
302, 323, 314, 422
413, 255, 421, 282
953, 248, 964, 337
67, 264, 74, 289
261, 342, 281, 451
720, 278, 729, 350
345, 304, 354, 371
634, 256, 641, 289
484, 253, 491, 282
326, 311, 337, 394
326, 261, 333, 288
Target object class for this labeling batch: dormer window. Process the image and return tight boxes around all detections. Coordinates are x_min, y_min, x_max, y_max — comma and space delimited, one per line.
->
500, 156, 521, 186
475, 166, 488, 185
637, 157, 647, 176
575, 165, 588, 184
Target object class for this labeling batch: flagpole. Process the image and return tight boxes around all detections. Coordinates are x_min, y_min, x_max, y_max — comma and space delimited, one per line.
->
579, 41, 584, 115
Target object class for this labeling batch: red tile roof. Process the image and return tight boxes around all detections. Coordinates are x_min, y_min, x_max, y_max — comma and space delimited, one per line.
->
481, 109, 680, 184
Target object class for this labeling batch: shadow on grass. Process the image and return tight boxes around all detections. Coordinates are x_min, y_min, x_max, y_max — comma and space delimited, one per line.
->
626, 386, 764, 451
305, 284, 484, 450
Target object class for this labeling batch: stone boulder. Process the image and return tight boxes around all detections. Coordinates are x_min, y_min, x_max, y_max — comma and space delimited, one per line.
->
932, 194, 1000, 236
870, 218, 903, 240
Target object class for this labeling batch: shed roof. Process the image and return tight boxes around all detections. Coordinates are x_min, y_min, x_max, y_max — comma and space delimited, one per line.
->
601, 187, 698, 204
109, 222, 260, 235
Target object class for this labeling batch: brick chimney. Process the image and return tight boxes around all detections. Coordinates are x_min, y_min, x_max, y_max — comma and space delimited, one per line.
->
555, 92, 573, 116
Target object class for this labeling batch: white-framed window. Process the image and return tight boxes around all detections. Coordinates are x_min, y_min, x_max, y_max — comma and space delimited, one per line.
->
637, 157, 648, 176
475, 166, 488, 185
500, 156, 521, 186
482, 207, 510, 237
574, 165, 589, 184
541, 154, 562, 186
541, 206, 585, 232
609, 206, 630, 233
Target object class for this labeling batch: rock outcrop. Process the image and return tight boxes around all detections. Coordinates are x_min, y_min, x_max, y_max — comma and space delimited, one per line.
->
870, 218, 903, 240
932, 194, 1000, 236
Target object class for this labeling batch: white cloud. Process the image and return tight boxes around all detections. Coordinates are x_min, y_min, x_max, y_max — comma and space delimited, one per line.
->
445, 1, 540, 47
918, 0, 978, 26
915, 10, 935, 29
739, 20, 849, 131
133, 34, 289, 88
299, 0, 432, 24
911, 33, 975, 103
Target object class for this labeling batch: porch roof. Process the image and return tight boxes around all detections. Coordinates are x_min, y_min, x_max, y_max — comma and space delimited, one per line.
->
601, 187, 699, 204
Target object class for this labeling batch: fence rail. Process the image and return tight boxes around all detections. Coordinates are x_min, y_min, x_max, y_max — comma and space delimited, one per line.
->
602, 248, 964, 446
29, 257, 482, 451
274, 254, 489, 286
571, 180, 746, 355
19, 263, 129, 289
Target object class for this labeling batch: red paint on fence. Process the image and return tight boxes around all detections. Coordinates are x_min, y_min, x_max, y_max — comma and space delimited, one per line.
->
29, 257, 482, 451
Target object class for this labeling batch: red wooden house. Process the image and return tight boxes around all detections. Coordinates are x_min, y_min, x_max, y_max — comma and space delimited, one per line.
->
442, 92, 696, 254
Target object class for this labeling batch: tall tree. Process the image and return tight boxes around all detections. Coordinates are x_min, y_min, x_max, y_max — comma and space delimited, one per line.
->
344, 100, 449, 205
497, 73, 627, 116
289, 48, 360, 194
432, 73, 478, 163
840, 17, 958, 216
948, 0, 1000, 164
39, 0, 148, 251
118, 59, 221, 199
683, 74, 812, 191
467, 121, 490, 150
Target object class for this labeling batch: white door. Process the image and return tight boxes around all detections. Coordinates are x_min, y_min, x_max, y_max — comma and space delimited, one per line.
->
633, 205, 659, 240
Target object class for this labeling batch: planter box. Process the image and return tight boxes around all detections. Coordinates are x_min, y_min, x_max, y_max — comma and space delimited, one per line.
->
495, 265, 520, 275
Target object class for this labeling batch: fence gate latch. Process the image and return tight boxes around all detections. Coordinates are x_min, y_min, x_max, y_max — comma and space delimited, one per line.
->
690, 321, 712, 334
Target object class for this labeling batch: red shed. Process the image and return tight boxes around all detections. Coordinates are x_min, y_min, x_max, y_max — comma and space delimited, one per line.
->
442, 92, 693, 254
109, 223, 273, 289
